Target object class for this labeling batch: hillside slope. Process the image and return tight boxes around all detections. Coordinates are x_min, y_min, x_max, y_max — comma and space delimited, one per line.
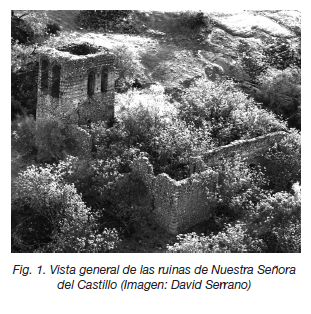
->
35, 10, 300, 93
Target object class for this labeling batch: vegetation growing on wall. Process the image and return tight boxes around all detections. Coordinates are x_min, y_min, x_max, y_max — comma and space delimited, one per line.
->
11, 10, 301, 253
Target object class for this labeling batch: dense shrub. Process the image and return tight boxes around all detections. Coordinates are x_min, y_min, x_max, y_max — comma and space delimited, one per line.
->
247, 183, 301, 252
46, 22, 61, 35
178, 79, 287, 146
167, 182, 301, 253
11, 115, 37, 161
12, 164, 120, 252
178, 11, 214, 33
48, 155, 150, 236
75, 10, 134, 32
115, 86, 176, 144
208, 156, 269, 226
261, 129, 301, 192
114, 86, 216, 179
256, 67, 301, 129
237, 41, 267, 83
149, 120, 213, 179
11, 15, 35, 44
11, 43, 38, 119
11, 11, 49, 44
263, 38, 301, 70
167, 223, 265, 253
111, 45, 145, 92
36, 120, 85, 163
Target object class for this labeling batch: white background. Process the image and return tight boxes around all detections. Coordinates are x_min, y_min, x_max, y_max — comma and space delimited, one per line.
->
3, 1, 310, 313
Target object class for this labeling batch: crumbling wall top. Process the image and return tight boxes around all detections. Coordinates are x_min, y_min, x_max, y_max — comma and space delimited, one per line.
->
38, 42, 114, 63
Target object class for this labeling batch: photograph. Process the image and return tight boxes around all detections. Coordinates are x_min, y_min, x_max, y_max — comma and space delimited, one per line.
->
11, 9, 301, 253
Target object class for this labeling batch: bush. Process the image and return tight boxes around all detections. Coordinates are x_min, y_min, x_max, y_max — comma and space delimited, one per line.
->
256, 67, 301, 129
247, 184, 301, 252
261, 129, 301, 192
149, 120, 213, 179
50, 155, 150, 236
46, 22, 61, 35
115, 86, 176, 147
12, 164, 120, 252
263, 38, 301, 70
111, 45, 145, 91
75, 10, 132, 32
36, 120, 85, 163
178, 79, 287, 146
11, 115, 37, 161
11, 11, 49, 44
11, 15, 35, 44
237, 41, 267, 83
114, 87, 215, 179
209, 156, 269, 226
167, 223, 265, 253
11, 45, 38, 119
178, 11, 214, 33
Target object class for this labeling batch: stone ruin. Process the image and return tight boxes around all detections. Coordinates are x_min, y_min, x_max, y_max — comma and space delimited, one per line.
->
36, 43, 288, 235
37, 42, 115, 126
36, 42, 116, 156
132, 131, 287, 234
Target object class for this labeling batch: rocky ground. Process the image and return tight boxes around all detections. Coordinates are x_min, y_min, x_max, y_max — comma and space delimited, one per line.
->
42, 10, 300, 93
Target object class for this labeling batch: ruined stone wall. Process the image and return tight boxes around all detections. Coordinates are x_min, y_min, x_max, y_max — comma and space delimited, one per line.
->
133, 157, 218, 234
200, 131, 287, 169
37, 47, 115, 126
133, 131, 288, 234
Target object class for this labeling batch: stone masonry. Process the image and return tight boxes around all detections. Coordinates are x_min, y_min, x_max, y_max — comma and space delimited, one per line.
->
133, 131, 287, 234
35, 44, 288, 234
37, 43, 115, 126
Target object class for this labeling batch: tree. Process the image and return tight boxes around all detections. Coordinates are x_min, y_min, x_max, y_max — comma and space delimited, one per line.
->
12, 163, 120, 253
257, 67, 301, 129
111, 45, 145, 91
178, 79, 287, 146
261, 129, 301, 192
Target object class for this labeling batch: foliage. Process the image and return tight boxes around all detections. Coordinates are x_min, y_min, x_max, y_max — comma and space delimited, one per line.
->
11, 11, 49, 44
177, 11, 214, 34
261, 129, 301, 192
115, 86, 176, 145
111, 45, 145, 91
43, 31, 83, 48
11, 115, 37, 161
11, 43, 39, 119
263, 38, 301, 70
12, 164, 120, 252
114, 87, 215, 179
237, 41, 267, 83
75, 10, 135, 33
167, 182, 301, 253
256, 67, 301, 129
178, 79, 287, 146
167, 223, 265, 253
247, 183, 301, 252
36, 120, 82, 163
149, 120, 213, 179
48, 155, 150, 236
46, 22, 61, 35
209, 156, 269, 226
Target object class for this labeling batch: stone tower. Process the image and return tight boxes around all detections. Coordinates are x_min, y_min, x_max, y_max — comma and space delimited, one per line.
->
37, 43, 115, 126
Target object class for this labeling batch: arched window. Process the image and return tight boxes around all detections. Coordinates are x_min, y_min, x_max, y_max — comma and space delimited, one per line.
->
101, 68, 108, 92
41, 60, 49, 94
51, 65, 61, 98
88, 71, 95, 96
